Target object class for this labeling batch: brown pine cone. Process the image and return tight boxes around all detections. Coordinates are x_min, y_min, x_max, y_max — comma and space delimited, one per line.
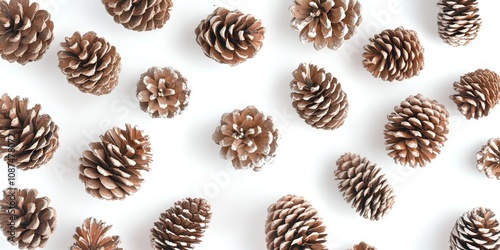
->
212, 106, 279, 171
151, 197, 212, 250
450, 69, 500, 119
335, 152, 395, 221
0, 0, 54, 65
58, 31, 121, 96
70, 217, 123, 250
290, 63, 349, 130
102, 0, 173, 31
362, 27, 424, 82
476, 138, 500, 179
79, 124, 153, 200
384, 94, 449, 167
0, 188, 57, 250
136, 66, 190, 118
290, 0, 362, 50
195, 7, 266, 66
437, 0, 481, 47
351, 241, 377, 250
450, 207, 500, 250
265, 194, 328, 250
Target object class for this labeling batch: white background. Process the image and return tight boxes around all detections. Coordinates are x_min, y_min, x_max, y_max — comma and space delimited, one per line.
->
2, 0, 500, 249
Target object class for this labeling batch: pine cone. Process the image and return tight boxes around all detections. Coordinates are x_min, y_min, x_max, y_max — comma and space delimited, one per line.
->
476, 138, 500, 179
212, 106, 279, 171
58, 31, 121, 96
290, 0, 362, 50
437, 0, 481, 46
351, 241, 377, 250
195, 7, 266, 66
384, 94, 449, 167
70, 217, 122, 250
362, 27, 424, 82
136, 66, 190, 118
0, 0, 54, 65
0, 93, 60, 170
335, 152, 396, 221
450, 207, 500, 250
102, 0, 173, 31
450, 69, 500, 119
265, 194, 328, 250
79, 123, 153, 200
290, 63, 349, 130
150, 197, 212, 250
0, 188, 57, 250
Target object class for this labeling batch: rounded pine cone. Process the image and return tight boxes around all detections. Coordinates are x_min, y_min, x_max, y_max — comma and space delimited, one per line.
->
212, 106, 279, 171
58, 31, 121, 96
351, 241, 377, 250
136, 66, 190, 118
476, 138, 500, 179
450, 207, 500, 250
79, 124, 153, 200
290, 63, 349, 130
151, 197, 212, 250
0, 0, 54, 65
102, 0, 173, 31
290, 0, 362, 50
71, 217, 122, 250
384, 94, 449, 167
335, 152, 396, 221
265, 194, 328, 250
362, 27, 424, 82
437, 0, 481, 47
195, 7, 266, 66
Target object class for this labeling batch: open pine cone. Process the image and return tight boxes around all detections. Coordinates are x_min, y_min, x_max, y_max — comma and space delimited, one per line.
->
71, 217, 122, 250
151, 197, 212, 250
79, 124, 153, 200
195, 7, 266, 66
290, 62, 349, 130
450, 207, 500, 250
351, 241, 377, 250
384, 94, 449, 167
58, 31, 121, 96
437, 0, 481, 46
476, 138, 500, 180
0, 0, 54, 65
290, 0, 362, 50
102, 0, 173, 31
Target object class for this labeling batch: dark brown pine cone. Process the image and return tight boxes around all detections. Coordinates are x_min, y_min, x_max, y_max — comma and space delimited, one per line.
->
450, 207, 500, 250
0, 0, 54, 65
290, 0, 362, 50
58, 31, 121, 96
195, 7, 266, 66
136, 66, 190, 118
212, 106, 279, 171
290, 63, 349, 130
151, 197, 212, 250
362, 27, 424, 82
351, 241, 377, 250
102, 0, 173, 31
70, 217, 123, 250
437, 0, 481, 46
79, 124, 153, 200
476, 138, 500, 180
384, 94, 449, 167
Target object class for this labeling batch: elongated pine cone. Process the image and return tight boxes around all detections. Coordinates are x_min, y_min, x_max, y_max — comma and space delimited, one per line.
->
351, 241, 377, 250
70, 217, 122, 250
79, 124, 152, 200
290, 63, 349, 130
0, 94, 60, 170
362, 27, 424, 82
212, 106, 279, 171
102, 0, 173, 31
58, 31, 121, 96
0, 188, 57, 250
437, 0, 481, 46
0, 0, 54, 64
384, 94, 449, 167
290, 0, 362, 50
195, 7, 266, 66
335, 152, 395, 221
476, 138, 500, 179
450, 207, 500, 250
151, 197, 212, 250
265, 194, 328, 250
136, 66, 190, 118
450, 69, 500, 119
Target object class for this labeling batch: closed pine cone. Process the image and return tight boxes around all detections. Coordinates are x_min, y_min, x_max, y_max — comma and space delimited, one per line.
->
0, 0, 54, 64
476, 138, 500, 180
384, 94, 449, 167
265, 194, 328, 250
437, 0, 481, 46
450, 207, 500, 250
102, 0, 173, 31
351, 241, 377, 250
79, 124, 153, 200
71, 217, 122, 250
58, 31, 121, 96
290, 0, 362, 50
151, 197, 212, 250
195, 7, 266, 66
290, 63, 349, 130
362, 27, 424, 82
335, 152, 395, 221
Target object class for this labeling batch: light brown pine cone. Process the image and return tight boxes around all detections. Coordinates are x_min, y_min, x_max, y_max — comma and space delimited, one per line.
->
450, 207, 500, 250
351, 241, 377, 250
70, 217, 123, 250
102, 0, 173, 31
437, 0, 481, 46
476, 138, 500, 179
